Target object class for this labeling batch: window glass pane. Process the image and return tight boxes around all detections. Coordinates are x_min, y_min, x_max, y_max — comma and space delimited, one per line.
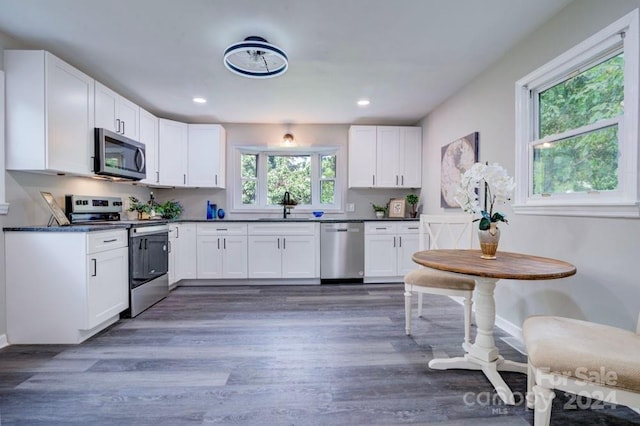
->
320, 180, 335, 204
267, 155, 311, 205
321, 155, 336, 178
539, 52, 624, 138
242, 180, 256, 205
532, 125, 618, 194
241, 154, 257, 178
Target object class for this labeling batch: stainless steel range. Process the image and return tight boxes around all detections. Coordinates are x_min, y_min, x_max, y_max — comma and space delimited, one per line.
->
65, 195, 169, 317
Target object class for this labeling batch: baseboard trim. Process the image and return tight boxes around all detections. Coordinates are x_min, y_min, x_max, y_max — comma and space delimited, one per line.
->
0, 334, 8, 349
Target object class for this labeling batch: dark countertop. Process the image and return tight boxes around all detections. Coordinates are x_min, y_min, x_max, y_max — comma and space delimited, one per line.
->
4, 217, 418, 232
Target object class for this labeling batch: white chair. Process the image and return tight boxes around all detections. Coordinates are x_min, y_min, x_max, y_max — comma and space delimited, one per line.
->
523, 314, 640, 426
404, 214, 475, 349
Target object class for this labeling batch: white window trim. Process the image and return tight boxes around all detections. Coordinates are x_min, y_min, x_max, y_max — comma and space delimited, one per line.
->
0, 70, 9, 215
230, 146, 343, 213
514, 9, 640, 218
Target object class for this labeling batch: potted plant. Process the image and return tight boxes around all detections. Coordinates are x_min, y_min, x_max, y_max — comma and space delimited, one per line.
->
128, 196, 152, 220
371, 203, 387, 219
156, 200, 183, 220
406, 194, 419, 218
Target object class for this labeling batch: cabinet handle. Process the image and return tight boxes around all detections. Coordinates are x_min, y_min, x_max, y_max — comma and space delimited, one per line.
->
103, 238, 117, 243
396, 175, 398, 185
144, 238, 148, 250
399, 236, 402, 247
216, 229, 228, 231
408, 227, 419, 230
168, 241, 172, 253
372, 175, 375, 186
176, 228, 179, 238
223, 238, 226, 250
183, 174, 186, 185
91, 258, 97, 277
401, 175, 404, 186
283, 238, 286, 250
376, 227, 387, 230
218, 238, 220, 250
277, 238, 280, 249
215, 174, 218, 185
115, 118, 121, 133
393, 236, 396, 248
156, 171, 159, 183
122, 121, 125, 135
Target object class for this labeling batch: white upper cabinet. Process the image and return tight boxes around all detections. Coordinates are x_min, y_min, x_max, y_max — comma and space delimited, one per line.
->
4, 50, 95, 176
348, 126, 377, 187
94, 81, 140, 140
139, 108, 159, 185
187, 124, 226, 188
348, 125, 422, 188
158, 118, 189, 186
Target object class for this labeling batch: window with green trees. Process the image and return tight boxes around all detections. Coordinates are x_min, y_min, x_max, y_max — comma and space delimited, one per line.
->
515, 10, 640, 217
533, 52, 623, 195
237, 149, 339, 210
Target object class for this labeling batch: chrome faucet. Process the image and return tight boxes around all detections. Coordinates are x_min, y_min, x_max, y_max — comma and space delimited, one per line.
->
282, 191, 291, 219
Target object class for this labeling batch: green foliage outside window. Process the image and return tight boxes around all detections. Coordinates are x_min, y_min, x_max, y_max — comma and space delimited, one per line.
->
534, 52, 623, 195
267, 155, 311, 205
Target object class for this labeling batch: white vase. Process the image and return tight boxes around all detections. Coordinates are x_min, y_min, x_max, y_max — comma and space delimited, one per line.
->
478, 222, 500, 259
375, 211, 384, 219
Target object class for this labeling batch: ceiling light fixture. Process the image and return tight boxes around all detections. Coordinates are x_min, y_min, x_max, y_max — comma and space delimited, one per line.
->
193, 97, 207, 104
282, 133, 295, 146
357, 99, 370, 107
224, 36, 288, 79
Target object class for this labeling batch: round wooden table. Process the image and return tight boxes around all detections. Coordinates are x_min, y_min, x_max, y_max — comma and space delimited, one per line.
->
412, 249, 576, 405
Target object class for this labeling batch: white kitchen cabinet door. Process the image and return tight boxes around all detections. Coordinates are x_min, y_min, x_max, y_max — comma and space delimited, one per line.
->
168, 224, 178, 286
175, 223, 197, 279
364, 234, 397, 277
376, 126, 401, 187
86, 246, 128, 329
187, 124, 226, 188
248, 236, 281, 278
348, 125, 377, 188
396, 232, 420, 275
158, 118, 188, 186
281, 235, 316, 279
5, 50, 95, 176
139, 107, 159, 185
196, 235, 223, 279
94, 81, 139, 140
223, 236, 248, 278
399, 127, 422, 188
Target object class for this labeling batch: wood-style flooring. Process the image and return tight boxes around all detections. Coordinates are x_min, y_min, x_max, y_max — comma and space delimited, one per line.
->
0, 284, 638, 425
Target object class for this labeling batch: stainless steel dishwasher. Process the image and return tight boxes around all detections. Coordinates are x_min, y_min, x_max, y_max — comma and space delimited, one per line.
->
320, 221, 364, 283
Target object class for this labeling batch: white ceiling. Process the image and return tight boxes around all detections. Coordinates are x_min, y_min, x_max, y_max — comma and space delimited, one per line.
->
0, 0, 571, 125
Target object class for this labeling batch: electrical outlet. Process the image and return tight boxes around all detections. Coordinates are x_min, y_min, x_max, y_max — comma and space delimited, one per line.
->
346, 203, 355, 212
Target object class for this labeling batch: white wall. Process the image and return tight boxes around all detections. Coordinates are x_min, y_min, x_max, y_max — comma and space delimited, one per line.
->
420, 0, 640, 332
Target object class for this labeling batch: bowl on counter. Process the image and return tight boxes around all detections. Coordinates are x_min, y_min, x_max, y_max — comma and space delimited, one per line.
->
312, 211, 324, 218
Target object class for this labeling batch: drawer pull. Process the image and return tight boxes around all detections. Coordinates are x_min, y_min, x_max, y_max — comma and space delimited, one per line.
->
103, 238, 118, 243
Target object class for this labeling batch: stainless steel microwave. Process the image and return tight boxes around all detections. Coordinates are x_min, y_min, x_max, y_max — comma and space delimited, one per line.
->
94, 128, 146, 180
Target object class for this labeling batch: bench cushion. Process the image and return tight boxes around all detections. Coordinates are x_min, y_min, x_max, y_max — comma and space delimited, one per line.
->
523, 316, 640, 393
404, 268, 475, 291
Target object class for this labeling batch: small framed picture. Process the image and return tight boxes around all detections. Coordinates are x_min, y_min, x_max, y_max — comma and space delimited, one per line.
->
40, 191, 70, 226
388, 198, 406, 218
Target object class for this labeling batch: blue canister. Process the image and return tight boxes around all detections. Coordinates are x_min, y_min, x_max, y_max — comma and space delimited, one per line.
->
217, 208, 225, 219
206, 201, 217, 220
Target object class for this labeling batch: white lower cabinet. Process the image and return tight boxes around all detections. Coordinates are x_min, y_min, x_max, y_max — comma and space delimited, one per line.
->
247, 223, 319, 279
169, 223, 196, 285
196, 223, 247, 279
5, 229, 128, 344
364, 222, 421, 280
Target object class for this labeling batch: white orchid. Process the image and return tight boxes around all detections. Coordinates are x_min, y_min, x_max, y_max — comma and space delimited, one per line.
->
455, 162, 515, 230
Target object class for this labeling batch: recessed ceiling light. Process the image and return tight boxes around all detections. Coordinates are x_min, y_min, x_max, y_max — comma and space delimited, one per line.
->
193, 97, 207, 104
357, 99, 370, 106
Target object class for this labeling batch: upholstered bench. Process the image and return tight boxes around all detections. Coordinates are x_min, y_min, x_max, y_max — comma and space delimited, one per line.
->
523, 315, 640, 426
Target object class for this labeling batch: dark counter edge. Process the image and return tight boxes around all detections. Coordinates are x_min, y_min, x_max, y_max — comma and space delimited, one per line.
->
4, 217, 418, 232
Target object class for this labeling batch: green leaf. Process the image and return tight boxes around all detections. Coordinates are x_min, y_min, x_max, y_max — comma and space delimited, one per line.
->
478, 217, 491, 230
